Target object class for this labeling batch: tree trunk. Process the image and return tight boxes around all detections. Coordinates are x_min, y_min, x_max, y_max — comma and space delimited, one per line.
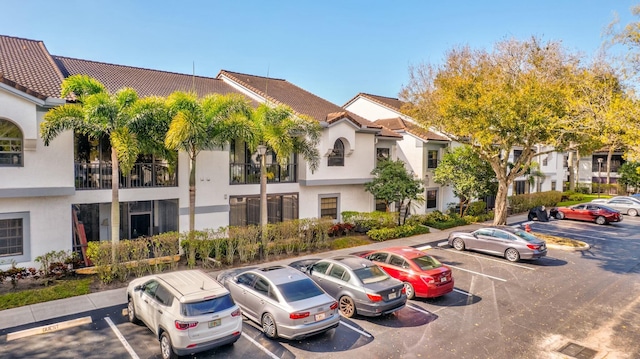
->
606, 148, 613, 187
568, 151, 575, 191
492, 182, 509, 225
575, 150, 581, 190
110, 147, 120, 262
260, 153, 268, 232
188, 152, 196, 235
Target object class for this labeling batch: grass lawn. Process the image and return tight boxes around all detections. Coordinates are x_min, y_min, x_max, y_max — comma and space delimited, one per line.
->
556, 194, 612, 207
0, 277, 93, 311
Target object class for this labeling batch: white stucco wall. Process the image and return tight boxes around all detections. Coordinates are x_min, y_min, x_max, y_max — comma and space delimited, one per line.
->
344, 97, 405, 121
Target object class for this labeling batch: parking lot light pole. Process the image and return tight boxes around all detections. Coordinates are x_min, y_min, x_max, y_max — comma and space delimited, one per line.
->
597, 158, 603, 198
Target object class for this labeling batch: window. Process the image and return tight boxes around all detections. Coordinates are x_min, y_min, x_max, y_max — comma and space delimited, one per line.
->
367, 252, 389, 263
427, 150, 438, 169
277, 279, 324, 302
551, 181, 556, 191
515, 180, 527, 195
0, 119, 23, 166
154, 285, 174, 306
0, 217, 23, 257
311, 261, 330, 275
389, 255, 408, 268
329, 265, 348, 281
513, 149, 522, 164
230, 193, 298, 226
320, 196, 338, 219
426, 189, 437, 209
375, 199, 387, 212
328, 139, 344, 166
377, 148, 390, 164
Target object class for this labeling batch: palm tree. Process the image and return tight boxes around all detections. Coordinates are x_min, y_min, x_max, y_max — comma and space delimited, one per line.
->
249, 104, 322, 231
164, 92, 254, 234
41, 75, 169, 260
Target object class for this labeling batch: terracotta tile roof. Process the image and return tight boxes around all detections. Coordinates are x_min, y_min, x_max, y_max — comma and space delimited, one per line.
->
344, 92, 405, 112
0, 35, 64, 98
376, 117, 449, 142
218, 70, 400, 138
54, 56, 243, 98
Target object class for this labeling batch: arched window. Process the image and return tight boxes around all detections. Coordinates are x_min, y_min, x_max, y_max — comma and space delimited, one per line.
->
0, 119, 23, 166
328, 139, 344, 167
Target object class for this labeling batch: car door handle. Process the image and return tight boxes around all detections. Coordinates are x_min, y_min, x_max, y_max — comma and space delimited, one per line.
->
144, 300, 149, 304
157, 309, 163, 314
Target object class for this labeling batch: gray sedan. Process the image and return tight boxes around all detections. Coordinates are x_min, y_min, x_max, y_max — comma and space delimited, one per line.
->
216, 265, 340, 340
591, 196, 640, 216
447, 226, 547, 262
290, 255, 406, 318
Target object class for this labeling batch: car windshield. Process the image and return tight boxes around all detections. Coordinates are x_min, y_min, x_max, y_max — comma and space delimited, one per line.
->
353, 265, 389, 284
513, 230, 540, 242
411, 255, 443, 270
277, 279, 325, 302
182, 293, 236, 316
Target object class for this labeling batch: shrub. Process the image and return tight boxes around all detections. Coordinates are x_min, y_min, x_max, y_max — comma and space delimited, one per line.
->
509, 191, 563, 213
329, 223, 355, 237
467, 201, 487, 216
342, 211, 397, 231
35, 250, 77, 278
367, 224, 429, 241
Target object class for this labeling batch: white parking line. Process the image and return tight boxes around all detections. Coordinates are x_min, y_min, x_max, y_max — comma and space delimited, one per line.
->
446, 265, 507, 282
339, 320, 373, 338
442, 248, 535, 270
241, 332, 280, 359
105, 317, 140, 359
453, 288, 472, 297
406, 303, 433, 316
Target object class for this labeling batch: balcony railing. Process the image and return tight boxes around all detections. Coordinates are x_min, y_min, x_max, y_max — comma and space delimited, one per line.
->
75, 161, 177, 190
230, 163, 297, 184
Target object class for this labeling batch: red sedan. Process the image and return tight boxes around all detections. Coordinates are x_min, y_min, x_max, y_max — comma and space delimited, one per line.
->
551, 203, 622, 225
354, 246, 454, 299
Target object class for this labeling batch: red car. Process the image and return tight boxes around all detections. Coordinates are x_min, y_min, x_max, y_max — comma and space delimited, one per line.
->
551, 203, 622, 225
354, 246, 454, 299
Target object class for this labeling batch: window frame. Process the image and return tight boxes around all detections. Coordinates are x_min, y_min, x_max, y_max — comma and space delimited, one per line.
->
328, 139, 345, 167
319, 195, 339, 220
427, 150, 438, 169
0, 119, 24, 167
0, 212, 30, 262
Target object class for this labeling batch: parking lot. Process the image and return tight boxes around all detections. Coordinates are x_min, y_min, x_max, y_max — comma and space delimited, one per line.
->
2, 214, 640, 359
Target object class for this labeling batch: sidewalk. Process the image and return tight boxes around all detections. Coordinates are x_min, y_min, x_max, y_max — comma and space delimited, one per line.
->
0, 214, 529, 331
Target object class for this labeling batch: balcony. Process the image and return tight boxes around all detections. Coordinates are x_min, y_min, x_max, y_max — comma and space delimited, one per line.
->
74, 161, 177, 190
230, 163, 297, 184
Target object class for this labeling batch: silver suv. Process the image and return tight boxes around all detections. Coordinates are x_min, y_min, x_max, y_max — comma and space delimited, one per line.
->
126, 270, 242, 359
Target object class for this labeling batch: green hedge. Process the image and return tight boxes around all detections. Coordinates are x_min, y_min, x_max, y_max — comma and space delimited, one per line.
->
508, 191, 563, 213
367, 224, 430, 241
342, 211, 398, 231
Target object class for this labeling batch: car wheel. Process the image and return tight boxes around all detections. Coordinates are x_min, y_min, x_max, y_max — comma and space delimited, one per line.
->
452, 238, 465, 251
261, 313, 278, 339
628, 209, 638, 217
505, 248, 520, 262
127, 297, 140, 324
595, 216, 606, 225
555, 211, 565, 220
339, 295, 356, 318
403, 282, 415, 300
160, 332, 178, 359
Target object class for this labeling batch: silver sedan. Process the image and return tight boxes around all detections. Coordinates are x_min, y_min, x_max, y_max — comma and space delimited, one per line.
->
217, 265, 339, 340
591, 196, 640, 216
447, 226, 547, 262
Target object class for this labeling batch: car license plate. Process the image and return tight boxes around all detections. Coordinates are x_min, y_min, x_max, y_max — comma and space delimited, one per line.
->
314, 312, 326, 321
389, 292, 397, 299
208, 319, 221, 328
441, 276, 448, 283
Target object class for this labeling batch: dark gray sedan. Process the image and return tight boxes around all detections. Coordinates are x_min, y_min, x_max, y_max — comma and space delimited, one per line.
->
447, 226, 547, 262
290, 255, 406, 318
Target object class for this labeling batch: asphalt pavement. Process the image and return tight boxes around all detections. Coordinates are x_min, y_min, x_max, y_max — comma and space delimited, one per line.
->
0, 214, 532, 331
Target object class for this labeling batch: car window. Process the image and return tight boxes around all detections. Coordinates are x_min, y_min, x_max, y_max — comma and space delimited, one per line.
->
411, 255, 443, 270
277, 279, 325, 302
367, 252, 389, 263
143, 280, 159, 297
253, 276, 275, 300
513, 230, 540, 243
182, 294, 236, 316
573, 204, 586, 210
389, 255, 408, 268
311, 261, 330, 275
154, 284, 174, 306
586, 204, 598, 210
237, 272, 257, 287
475, 228, 493, 236
329, 264, 348, 281
353, 265, 389, 284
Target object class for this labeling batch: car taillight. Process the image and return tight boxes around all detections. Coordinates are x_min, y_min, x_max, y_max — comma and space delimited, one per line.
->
290, 311, 310, 319
231, 308, 241, 317
367, 293, 383, 302
175, 320, 198, 330
330, 301, 338, 310
527, 244, 541, 250
420, 275, 435, 285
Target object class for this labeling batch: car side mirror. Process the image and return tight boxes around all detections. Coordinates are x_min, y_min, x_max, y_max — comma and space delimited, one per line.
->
134, 285, 144, 292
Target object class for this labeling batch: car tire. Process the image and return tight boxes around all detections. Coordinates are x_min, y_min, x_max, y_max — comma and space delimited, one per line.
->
505, 248, 520, 262
403, 282, 415, 300
452, 238, 465, 251
160, 332, 178, 359
339, 295, 356, 318
628, 209, 638, 217
555, 212, 565, 220
261, 313, 278, 339
127, 297, 140, 324
595, 216, 606, 225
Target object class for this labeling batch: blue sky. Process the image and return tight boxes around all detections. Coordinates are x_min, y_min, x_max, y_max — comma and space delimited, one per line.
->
2, 1, 638, 105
